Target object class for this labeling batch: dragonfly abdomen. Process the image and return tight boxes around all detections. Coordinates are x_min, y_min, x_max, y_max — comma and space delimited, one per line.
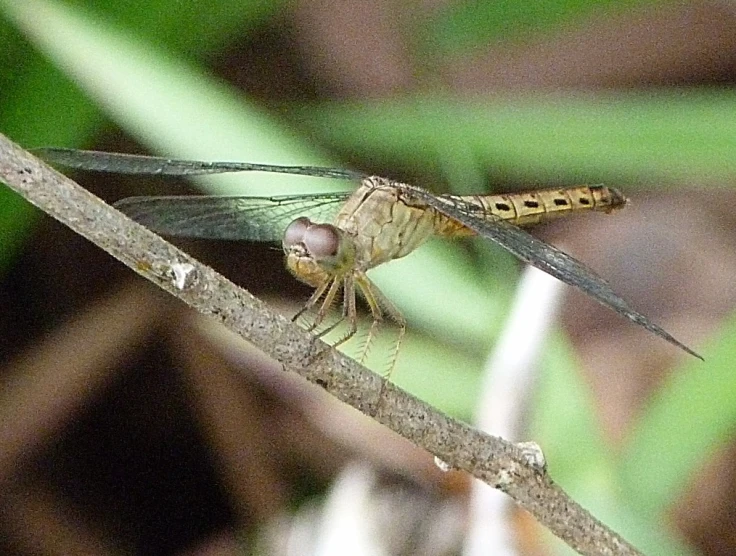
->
435, 184, 627, 236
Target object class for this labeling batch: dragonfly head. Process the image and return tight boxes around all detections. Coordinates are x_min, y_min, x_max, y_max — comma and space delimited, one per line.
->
282, 217, 356, 286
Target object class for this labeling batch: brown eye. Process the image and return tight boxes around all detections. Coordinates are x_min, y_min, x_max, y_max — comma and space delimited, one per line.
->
303, 224, 341, 259
282, 217, 312, 250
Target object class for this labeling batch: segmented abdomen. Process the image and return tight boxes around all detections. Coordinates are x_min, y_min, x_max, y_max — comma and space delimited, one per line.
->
434, 184, 627, 237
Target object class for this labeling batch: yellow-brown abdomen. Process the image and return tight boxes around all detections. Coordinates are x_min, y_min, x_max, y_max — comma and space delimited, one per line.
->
435, 184, 627, 236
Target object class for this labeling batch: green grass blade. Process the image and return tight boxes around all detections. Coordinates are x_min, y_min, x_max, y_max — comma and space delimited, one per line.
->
617, 313, 736, 515
298, 93, 736, 185
422, 0, 664, 54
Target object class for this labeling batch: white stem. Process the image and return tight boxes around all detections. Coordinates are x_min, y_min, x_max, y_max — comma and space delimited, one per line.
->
464, 265, 565, 556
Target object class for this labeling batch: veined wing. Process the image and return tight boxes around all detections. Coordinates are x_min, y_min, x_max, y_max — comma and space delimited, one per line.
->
114, 193, 352, 242
34, 148, 367, 181
35, 148, 360, 243
401, 184, 703, 360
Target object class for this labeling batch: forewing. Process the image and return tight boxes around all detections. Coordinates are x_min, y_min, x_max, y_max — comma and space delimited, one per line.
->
402, 185, 702, 359
114, 193, 352, 243
35, 148, 366, 180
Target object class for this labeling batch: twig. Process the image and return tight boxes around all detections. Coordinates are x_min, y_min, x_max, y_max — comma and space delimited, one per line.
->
0, 133, 642, 556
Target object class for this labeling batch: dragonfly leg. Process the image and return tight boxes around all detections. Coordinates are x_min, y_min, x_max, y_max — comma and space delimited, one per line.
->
293, 278, 344, 340
293, 277, 339, 333
294, 278, 344, 370
300, 276, 358, 370
309, 277, 342, 334
354, 276, 383, 365
292, 279, 331, 326
355, 273, 407, 378
321, 274, 358, 349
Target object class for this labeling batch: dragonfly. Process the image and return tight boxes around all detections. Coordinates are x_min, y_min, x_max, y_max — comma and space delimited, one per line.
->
35, 147, 703, 368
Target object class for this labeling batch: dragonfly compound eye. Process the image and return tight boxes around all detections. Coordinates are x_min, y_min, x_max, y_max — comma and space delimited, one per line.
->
282, 217, 312, 251
303, 224, 341, 259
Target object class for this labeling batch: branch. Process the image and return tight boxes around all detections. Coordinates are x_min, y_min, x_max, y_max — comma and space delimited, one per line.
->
0, 133, 641, 556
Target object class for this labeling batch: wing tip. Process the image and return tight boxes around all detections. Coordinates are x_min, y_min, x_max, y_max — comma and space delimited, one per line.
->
648, 322, 703, 361
681, 344, 705, 361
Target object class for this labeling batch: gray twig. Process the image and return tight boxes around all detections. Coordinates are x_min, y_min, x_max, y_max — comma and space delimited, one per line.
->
0, 133, 641, 556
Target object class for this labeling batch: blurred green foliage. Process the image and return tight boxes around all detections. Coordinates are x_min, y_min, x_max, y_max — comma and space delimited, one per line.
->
423, 0, 666, 54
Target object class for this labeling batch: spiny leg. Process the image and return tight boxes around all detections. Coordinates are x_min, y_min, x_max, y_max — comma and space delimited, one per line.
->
293, 278, 343, 347
378, 291, 407, 378
322, 274, 358, 349
313, 277, 348, 339
300, 276, 358, 370
292, 278, 331, 326
295, 277, 344, 368
354, 274, 384, 366
309, 277, 342, 334
356, 273, 407, 378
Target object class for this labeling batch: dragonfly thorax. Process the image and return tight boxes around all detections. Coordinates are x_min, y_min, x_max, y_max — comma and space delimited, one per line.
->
333, 177, 439, 270
282, 217, 356, 287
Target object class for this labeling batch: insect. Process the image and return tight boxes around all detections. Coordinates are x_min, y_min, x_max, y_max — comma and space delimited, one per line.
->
36, 147, 702, 369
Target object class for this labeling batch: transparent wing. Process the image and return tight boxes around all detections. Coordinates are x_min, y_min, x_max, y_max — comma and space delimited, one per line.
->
114, 193, 352, 242
35, 148, 361, 243
403, 184, 702, 360
34, 148, 367, 181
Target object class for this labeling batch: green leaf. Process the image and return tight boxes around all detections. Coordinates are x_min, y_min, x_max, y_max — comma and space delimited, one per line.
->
298, 92, 736, 186
617, 313, 736, 515
0, 190, 37, 273
0, 16, 105, 273
422, 0, 666, 55
59, 0, 283, 55
532, 335, 695, 555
